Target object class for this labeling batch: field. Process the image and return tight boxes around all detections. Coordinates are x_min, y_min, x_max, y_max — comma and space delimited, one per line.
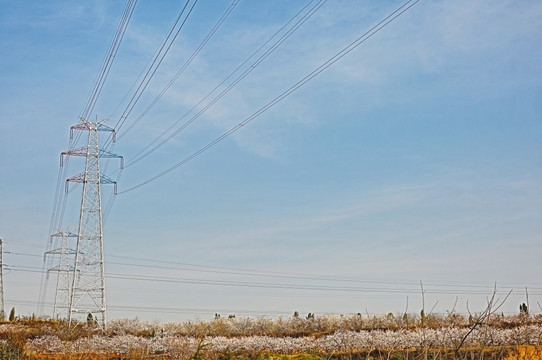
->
1, 312, 541, 360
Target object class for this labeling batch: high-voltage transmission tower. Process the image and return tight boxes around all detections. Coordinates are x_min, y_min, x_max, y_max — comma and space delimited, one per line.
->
46, 230, 77, 320
61, 116, 123, 328
0, 238, 4, 320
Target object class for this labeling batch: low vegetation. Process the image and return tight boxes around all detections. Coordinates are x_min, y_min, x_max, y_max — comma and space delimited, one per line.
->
0, 311, 540, 359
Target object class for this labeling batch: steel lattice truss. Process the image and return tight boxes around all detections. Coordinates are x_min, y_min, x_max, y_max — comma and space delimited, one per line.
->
0, 239, 4, 320
64, 117, 122, 328
47, 230, 77, 320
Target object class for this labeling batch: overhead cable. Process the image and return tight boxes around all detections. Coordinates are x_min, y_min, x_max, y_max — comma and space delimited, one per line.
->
118, 0, 421, 193
105, 0, 199, 148
81, 0, 138, 120
124, 0, 325, 168
7, 264, 531, 297
117, 0, 241, 140
7, 244, 541, 290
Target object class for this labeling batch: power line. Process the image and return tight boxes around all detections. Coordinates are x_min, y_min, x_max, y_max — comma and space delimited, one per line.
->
81, 0, 138, 120
118, 0, 421, 194
124, 0, 326, 168
55, 0, 138, 233
117, 0, 241, 141
99, 0, 239, 207
0, 248, 487, 288
6, 298, 532, 317
5, 245, 542, 290
7, 264, 535, 297
105, 0, 199, 146
10, 281, 459, 302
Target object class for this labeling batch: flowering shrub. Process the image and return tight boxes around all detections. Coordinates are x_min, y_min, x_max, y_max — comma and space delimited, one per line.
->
1, 313, 541, 359
101, 314, 542, 338
22, 325, 542, 357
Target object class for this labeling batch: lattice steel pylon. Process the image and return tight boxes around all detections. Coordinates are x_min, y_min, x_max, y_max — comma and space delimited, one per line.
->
46, 230, 77, 320
62, 116, 123, 328
0, 238, 4, 320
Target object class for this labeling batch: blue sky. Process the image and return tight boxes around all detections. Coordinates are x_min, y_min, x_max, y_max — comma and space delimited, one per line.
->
0, 0, 541, 321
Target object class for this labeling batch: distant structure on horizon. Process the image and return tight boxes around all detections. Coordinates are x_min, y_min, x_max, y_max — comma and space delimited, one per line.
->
45, 230, 77, 320
0, 238, 4, 320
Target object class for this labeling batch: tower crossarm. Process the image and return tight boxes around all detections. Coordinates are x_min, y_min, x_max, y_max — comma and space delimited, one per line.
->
70, 116, 116, 142
51, 231, 78, 238
61, 147, 123, 158
71, 123, 115, 132
66, 172, 117, 185
45, 248, 77, 255
61, 148, 123, 168
47, 265, 75, 272
66, 173, 119, 195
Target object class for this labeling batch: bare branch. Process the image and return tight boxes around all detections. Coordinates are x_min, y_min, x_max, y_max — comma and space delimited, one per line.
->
420, 280, 425, 314
429, 300, 439, 316
526, 287, 530, 314
450, 297, 458, 314
455, 286, 513, 355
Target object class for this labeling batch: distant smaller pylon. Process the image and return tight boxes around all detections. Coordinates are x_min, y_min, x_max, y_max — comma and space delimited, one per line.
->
46, 230, 77, 320
0, 238, 4, 320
